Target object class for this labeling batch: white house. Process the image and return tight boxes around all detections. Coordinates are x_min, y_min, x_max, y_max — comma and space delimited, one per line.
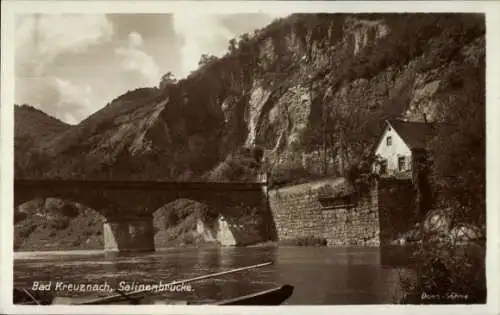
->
372, 119, 436, 178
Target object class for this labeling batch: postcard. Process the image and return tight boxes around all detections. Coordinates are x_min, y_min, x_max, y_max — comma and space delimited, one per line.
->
1, 1, 499, 315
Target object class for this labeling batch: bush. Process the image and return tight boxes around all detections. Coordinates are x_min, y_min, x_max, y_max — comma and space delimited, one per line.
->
14, 211, 28, 224
269, 162, 311, 188
178, 233, 195, 245
197, 206, 218, 224
160, 199, 201, 229
60, 203, 80, 218
399, 235, 486, 304
207, 146, 262, 182
163, 212, 198, 242
164, 209, 181, 227
18, 221, 38, 238
46, 216, 70, 230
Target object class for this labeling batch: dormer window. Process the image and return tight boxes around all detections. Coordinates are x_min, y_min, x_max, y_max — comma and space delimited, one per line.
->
386, 136, 392, 146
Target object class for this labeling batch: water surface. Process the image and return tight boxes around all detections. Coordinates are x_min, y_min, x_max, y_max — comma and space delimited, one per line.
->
14, 246, 409, 304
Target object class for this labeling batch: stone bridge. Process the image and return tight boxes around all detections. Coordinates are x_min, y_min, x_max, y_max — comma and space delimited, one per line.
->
14, 178, 276, 252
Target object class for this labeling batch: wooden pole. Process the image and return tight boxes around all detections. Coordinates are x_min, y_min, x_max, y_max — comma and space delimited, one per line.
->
22, 288, 41, 305
78, 261, 274, 305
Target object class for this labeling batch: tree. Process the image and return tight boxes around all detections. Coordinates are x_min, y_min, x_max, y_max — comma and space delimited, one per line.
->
228, 38, 238, 54
399, 50, 486, 305
429, 57, 485, 226
239, 32, 251, 43
159, 72, 177, 89
198, 54, 218, 67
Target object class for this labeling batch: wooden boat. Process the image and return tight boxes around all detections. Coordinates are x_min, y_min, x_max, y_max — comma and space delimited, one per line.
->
214, 284, 294, 305
14, 262, 294, 305
13, 288, 53, 305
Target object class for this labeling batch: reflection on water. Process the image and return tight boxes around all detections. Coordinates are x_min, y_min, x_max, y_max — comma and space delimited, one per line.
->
14, 246, 411, 305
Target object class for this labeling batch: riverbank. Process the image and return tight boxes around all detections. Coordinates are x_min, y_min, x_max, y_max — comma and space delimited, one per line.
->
13, 236, 329, 253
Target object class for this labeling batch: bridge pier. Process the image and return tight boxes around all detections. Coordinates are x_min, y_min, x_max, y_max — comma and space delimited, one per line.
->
103, 214, 155, 252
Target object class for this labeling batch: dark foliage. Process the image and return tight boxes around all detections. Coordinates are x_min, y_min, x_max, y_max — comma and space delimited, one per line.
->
159, 199, 199, 229
268, 161, 321, 189
14, 211, 28, 224
400, 238, 486, 304
206, 146, 263, 182
45, 216, 70, 230
345, 14, 485, 82
399, 53, 486, 304
429, 56, 486, 226
60, 203, 80, 218
109, 87, 159, 104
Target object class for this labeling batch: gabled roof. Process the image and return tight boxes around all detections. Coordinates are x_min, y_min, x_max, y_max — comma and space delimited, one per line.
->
386, 119, 437, 150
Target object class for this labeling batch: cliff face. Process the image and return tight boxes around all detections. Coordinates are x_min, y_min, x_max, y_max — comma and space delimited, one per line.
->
17, 13, 484, 181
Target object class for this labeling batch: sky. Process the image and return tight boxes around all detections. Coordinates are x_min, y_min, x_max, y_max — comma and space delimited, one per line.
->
14, 13, 285, 124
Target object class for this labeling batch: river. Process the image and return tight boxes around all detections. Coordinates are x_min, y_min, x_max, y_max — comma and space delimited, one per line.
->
14, 246, 412, 305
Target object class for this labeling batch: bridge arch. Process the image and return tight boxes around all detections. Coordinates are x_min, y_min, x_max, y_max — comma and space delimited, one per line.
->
14, 179, 276, 252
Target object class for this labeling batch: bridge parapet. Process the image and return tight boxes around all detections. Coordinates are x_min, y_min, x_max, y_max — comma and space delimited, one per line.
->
14, 179, 268, 209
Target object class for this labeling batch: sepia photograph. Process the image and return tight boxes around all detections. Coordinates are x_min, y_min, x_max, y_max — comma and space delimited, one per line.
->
1, 1, 498, 314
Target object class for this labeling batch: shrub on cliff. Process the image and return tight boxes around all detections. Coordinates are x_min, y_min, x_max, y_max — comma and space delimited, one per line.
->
345, 14, 484, 82
399, 235, 486, 304
14, 211, 28, 224
17, 219, 38, 238
207, 146, 263, 182
41, 215, 70, 230
268, 161, 310, 189
163, 213, 199, 243
157, 199, 200, 229
60, 203, 80, 218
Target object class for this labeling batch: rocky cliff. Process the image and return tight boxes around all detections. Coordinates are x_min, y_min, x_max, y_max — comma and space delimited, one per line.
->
17, 13, 485, 183
14, 13, 485, 250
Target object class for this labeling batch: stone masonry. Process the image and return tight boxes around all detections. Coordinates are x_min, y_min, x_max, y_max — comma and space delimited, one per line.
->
268, 178, 380, 247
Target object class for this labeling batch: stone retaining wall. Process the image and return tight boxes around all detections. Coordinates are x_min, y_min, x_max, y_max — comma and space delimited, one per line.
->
268, 178, 380, 246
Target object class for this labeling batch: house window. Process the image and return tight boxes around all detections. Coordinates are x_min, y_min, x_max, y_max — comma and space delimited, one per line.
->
398, 156, 405, 171
386, 136, 392, 146
380, 159, 387, 174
